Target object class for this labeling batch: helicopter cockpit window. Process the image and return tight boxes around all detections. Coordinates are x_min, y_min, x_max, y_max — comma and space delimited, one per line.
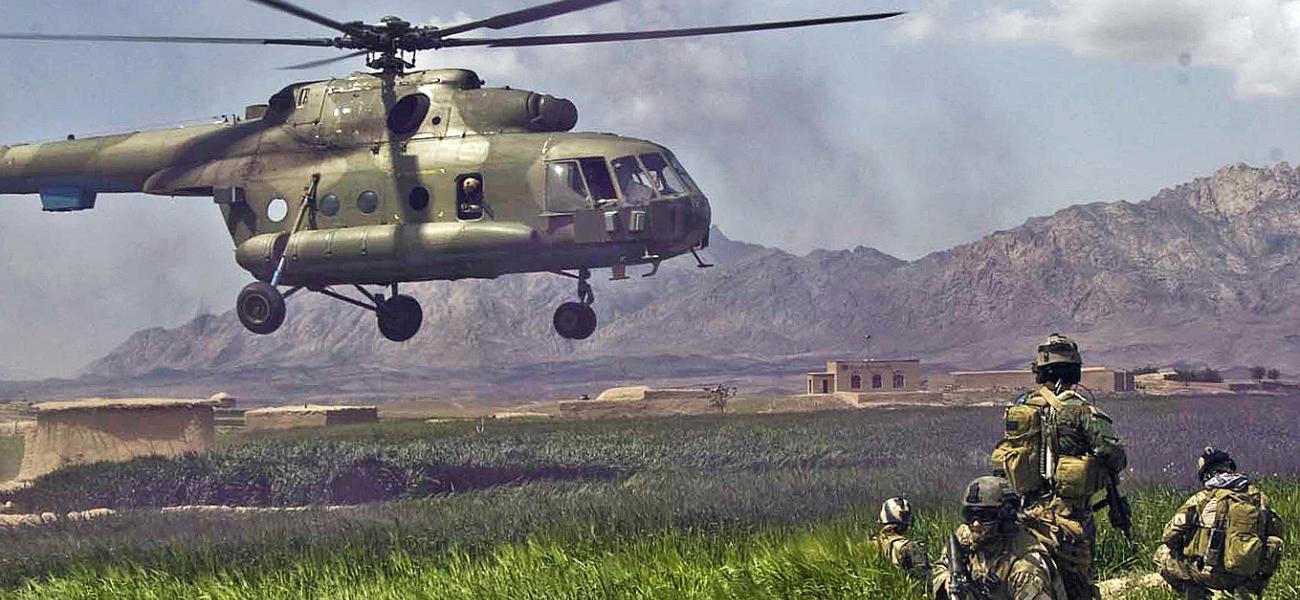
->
579, 157, 618, 205
611, 155, 655, 204
639, 153, 690, 197
545, 161, 590, 212
667, 154, 701, 192
387, 93, 431, 137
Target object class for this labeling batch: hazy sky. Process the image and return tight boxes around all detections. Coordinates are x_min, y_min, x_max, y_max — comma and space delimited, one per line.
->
4, 0, 1300, 378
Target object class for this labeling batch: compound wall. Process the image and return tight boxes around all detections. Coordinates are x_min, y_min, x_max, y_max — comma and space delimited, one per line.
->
17, 399, 215, 482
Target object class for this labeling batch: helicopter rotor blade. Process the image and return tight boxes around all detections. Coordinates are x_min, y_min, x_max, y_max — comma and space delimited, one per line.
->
280, 50, 369, 70
431, 0, 622, 39
0, 32, 337, 46
439, 11, 906, 48
247, 0, 366, 37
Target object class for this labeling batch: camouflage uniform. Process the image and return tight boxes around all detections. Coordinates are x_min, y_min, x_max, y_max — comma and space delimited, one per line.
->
931, 477, 1067, 600
1153, 451, 1286, 599
1017, 387, 1126, 600
932, 524, 1065, 600
878, 524, 931, 581
992, 335, 1128, 600
876, 496, 931, 581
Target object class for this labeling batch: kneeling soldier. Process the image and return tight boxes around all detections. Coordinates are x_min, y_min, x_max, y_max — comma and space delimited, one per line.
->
877, 496, 931, 581
932, 476, 1067, 600
1153, 448, 1286, 599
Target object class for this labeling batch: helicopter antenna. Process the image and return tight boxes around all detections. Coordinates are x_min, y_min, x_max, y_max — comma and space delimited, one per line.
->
0, 0, 905, 75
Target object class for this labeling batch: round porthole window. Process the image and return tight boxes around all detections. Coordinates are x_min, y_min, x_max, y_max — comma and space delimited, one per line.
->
357, 190, 379, 214
408, 187, 430, 211
318, 193, 340, 217
386, 93, 431, 137
267, 196, 288, 223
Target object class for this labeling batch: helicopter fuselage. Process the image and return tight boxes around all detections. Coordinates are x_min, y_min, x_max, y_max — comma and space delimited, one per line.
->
0, 68, 711, 288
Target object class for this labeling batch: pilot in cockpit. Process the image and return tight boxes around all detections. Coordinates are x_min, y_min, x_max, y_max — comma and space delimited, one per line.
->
612, 156, 654, 205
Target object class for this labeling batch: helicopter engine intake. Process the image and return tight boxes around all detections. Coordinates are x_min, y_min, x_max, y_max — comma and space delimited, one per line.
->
458, 88, 578, 133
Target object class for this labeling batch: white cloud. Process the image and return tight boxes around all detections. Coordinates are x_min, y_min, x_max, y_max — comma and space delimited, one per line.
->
902, 0, 1300, 97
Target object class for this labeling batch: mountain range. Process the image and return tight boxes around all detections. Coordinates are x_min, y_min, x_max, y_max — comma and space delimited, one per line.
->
29, 162, 1300, 400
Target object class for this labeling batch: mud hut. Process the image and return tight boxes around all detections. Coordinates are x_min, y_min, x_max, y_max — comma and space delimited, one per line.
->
244, 405, 378, 431
16, 398, 217, 481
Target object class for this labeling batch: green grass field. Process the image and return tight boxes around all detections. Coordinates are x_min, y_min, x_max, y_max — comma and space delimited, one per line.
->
1, 401, 1297, 599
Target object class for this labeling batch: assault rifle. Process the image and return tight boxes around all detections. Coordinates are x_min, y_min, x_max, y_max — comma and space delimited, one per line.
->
1092, 472, 1133, 541
946, 533, 972, 599
945, 532, 999, 600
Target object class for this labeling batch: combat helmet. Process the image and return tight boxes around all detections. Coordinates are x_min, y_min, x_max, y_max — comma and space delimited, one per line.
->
1032, 333, 1083, 386
961, 476, 1019, 526
878, 496, 914, 529
1197, 447, 1237, 482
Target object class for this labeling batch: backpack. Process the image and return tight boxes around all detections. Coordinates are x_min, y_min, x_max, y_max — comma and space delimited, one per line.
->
1186, 489, 1267, 577
991, 402, 1044, 495
991, 389, 1103, 500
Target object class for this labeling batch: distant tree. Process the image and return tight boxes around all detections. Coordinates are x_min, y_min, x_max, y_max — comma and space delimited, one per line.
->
1132, 365, 1159, 376
1200, 368, 1223, 383
1267, 368, 1282, 380
1250, 366, 1268, 381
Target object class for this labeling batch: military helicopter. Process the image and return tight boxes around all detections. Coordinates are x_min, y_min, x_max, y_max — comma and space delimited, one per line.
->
0, 0, 902, 342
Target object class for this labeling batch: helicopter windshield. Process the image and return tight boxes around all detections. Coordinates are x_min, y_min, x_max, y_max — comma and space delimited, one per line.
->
639, 153, 691, 197
545, 161, 590, 212
545, 158, 620, 212
612, 156, 656, 204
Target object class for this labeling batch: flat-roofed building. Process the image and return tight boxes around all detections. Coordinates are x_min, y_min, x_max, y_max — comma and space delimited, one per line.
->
951, 367, 1134, 393
806, 359, 921, 394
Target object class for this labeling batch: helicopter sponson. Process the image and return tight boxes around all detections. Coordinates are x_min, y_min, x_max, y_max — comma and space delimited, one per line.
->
0, 67, 712, 341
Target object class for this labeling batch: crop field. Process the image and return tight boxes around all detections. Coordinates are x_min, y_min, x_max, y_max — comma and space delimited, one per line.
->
0, 395, 1297, 599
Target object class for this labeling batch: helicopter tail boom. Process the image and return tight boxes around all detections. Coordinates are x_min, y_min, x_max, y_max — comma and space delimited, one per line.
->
0, 128, 215, 211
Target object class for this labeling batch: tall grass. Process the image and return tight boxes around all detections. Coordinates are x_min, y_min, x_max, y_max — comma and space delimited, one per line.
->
6, 483, 1297, 599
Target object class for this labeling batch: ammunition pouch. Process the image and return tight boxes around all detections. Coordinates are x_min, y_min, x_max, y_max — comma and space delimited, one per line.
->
1053, 454, 1102, 501
1259, 536, 1284, 578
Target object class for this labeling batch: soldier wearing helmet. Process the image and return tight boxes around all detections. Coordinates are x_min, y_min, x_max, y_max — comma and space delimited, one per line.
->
876, 496, 931, 581
1153, 448, 1286, 599
990, 334, 1128, 600
931, 476, 1067, 600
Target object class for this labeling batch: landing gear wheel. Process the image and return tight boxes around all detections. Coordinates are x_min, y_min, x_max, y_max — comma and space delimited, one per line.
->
553, 301, 597, 340
237, 282, 286, 335
377, 294, 423, 342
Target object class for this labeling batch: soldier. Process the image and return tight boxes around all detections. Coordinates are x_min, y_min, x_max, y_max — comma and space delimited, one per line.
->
876, 496, 931, 581
1153, 448, 1286, 599
931, 476, 1067, 600
990, 334, 1128, 600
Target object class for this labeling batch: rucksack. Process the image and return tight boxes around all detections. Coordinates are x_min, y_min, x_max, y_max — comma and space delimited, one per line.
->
991, 389, 1103, 500
1186, 489, 1267, 577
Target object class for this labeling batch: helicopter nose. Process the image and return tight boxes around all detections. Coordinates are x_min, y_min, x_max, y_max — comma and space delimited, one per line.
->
689, 194, 712, 247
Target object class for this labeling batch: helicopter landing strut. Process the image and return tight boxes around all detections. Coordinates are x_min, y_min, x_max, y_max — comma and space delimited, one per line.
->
237, 281, 424, 342
551, 269, 597, 340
